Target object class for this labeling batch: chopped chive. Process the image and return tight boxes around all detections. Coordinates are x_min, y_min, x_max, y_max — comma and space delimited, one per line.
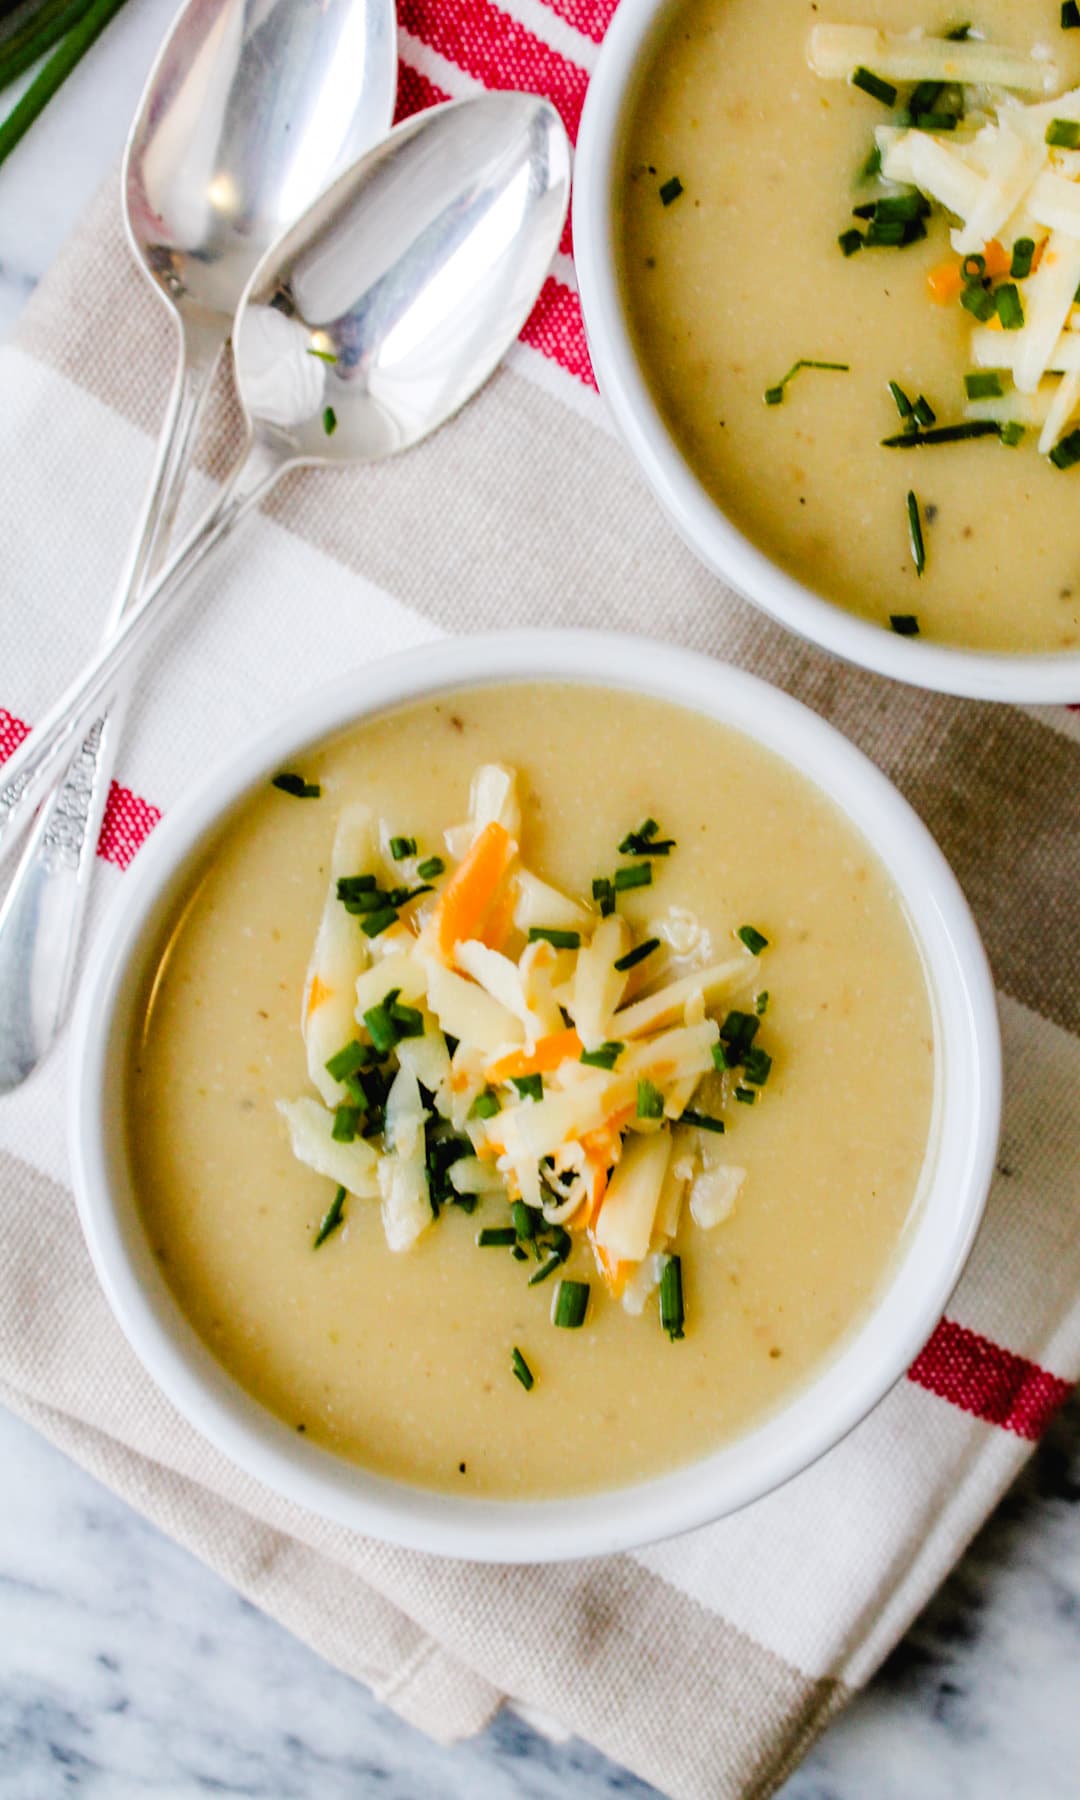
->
960, 284, 998, 323
965, 371, 1004, 400
1000, 421, 1026, 448
618, 820, 675, 856
342, 887, 392, 913
478, 1227, 518, 1247
322, 406, 337, 436
764, 358, 850, 405
860, 143, 883, 181
387, 883, 433, 909
659, 1256, 685, 1341
735, 1086, 757, 1104
363, 997, 401, 1054
1050, 427, 1080, 470
511, 1200, 536, 1241
331, 1104, 362, 1142
870, 192, 929, 224
945, 20, 971, 37
908, 110, 958, 131
342, 1074, 368, 1106
881, 421, 1002, 447
613, 938, 660, 972
839, 227, 865, 257
272, 772, 320, 798
755, 991, 769, 1016
389, 1001, 424, 1039
337, 875, 379, 908
528, 1252, 563, 1286
912, 396, 936, 429
719, 1010, 760, 1055
890, 613, 921, 636
864, 217, 909, 246
1011, 238, 1036, 280
307, 346, 338, 364
1047, 118, 1080, 148
511, 1245, 529, 1261
851, 66, 897, 107
613, 863, 652, 892
469, 1088, 501, 1120
417, 856, 445, 880
1064, 0, 1080, 25
389, 836, 416, 860
737, 925, 769, 956
995, 284, 1024, 331
527, 926, 581, 949
907, 490, 926, 578
637, 1079, 665, 1120
888, 380, 914, 421
361, 906, 399, 939
552, 1279, 590, 1329
580, 1041, 624, 1070
592, 876, 615, 916
511, 1347, 535, 1391
325, 1039, 374, 1082
743, 1046, 773, 1086
313, 1185, 347, 1248
512, 1074, 544, 1102
659, 175, 684, 205
909, 79, 944, 114
680, 1108, 726, 1134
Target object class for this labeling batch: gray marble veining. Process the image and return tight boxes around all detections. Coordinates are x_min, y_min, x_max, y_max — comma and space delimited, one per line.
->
0, 10, 1078, 1796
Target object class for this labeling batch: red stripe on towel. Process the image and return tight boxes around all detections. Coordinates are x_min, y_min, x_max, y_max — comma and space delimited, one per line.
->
520, 276, 596, 388
393, 59, 451, 122
0, 709, 160, 871
908, 1317, 1072, 1440
538, 0, 618, 44
397, 0, 590, 141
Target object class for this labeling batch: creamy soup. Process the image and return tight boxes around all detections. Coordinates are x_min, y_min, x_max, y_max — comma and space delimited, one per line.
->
620, 0, 1080, 653
129, 686, 934, 1499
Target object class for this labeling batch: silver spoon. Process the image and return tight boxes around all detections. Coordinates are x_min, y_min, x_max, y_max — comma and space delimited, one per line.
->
0, 95, 571, 876
0, 0, 397, 1095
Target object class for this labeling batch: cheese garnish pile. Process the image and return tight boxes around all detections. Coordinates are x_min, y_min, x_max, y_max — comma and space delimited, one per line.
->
811, 24, 1080, 457
278, 766, 769, 1312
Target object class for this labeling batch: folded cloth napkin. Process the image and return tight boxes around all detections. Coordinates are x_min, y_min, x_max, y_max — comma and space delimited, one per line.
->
2, 14, 1079, 1794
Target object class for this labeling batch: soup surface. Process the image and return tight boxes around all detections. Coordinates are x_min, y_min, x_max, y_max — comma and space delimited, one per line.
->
620, 0, 1080, 653
129, 685, 934, 1498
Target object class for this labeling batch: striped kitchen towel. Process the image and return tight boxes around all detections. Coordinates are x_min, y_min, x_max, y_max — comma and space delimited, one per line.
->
1, 5, 1078, 1796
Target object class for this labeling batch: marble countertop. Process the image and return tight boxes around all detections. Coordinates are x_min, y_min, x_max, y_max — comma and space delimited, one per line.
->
1, 7, 1078, 1795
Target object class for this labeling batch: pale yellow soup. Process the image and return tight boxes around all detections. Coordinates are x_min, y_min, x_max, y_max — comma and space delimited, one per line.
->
619, 0, 1080, 653
129, 685, 933, 1499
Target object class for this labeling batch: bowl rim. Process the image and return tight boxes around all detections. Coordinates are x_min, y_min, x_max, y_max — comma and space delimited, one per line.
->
572, 0, 1080, 706
69, 629, 1002, 1562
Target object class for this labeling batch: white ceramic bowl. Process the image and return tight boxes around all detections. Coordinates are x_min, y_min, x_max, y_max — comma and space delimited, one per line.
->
573, 0, 1080, 705
70, 631, 1001, 1561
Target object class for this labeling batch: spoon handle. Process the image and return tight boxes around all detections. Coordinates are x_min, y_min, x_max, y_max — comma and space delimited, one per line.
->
0, 430, 285, 876
0, 330, 223, 1092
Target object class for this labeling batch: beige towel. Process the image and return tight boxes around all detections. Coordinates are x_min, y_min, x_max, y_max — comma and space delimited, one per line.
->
0, 168, 1077, 1800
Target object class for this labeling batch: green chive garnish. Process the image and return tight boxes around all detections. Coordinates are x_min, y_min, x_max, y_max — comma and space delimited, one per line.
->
592, 876, 615, 916
307, 346, 338, 363
331, 1104, 362, 1143
579, 1041, 624, 1070
659, 1255, 685, 1341
618, 819, 675, 856
881, 421, 1002, 447
512, 1074, 544, 1102
765, 359, 850, 406
659, 175, 683, 205
478, 1227, 517, 1247
1064, 0, 1080, 26
528, 927, 581, 949
314, 1186, 347, 1248
637, 1079, 665, 1120
735, 1086, 757, 1104
680, 1109, 725, 1134
511, 1200, 536, 1241
907, 490, 926, 578
1047, 118, 1080, 148
614, 938, 660, 972
755, 991, 769, 1016
851, 67, 897, 106
1050, 427, 1080, 470
325, 1039, 374, 1082
613, 863, 652, 892
363, 997, 401, 1054
337, 874, 377, 904
743, 1047, 773, 1087
960, 284, 998, 323
511, 1347, 535, 1391
889, 380, 914, 422
272, 772, 320, 798
860, 143, 883, 181
995, 285, 1024, 331
1000, 421, 1026, 448
417, 856, 445, 880
528, 1253, 563, 1287
737, 925, 768, 956
912, 396, 936, 429
469, 1088, 501, 1120
890, 613, 920, 636
839, 228, 865, 257
389, 1001, 424, 1039
1011, 238, 1036, 280
719, 1010, 759, 1056
965, 371, 1004, 400
322, 406, 338, 436
361, 906, 399, 939
553, 1279, 590, 1329
389, 836, 416, 860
